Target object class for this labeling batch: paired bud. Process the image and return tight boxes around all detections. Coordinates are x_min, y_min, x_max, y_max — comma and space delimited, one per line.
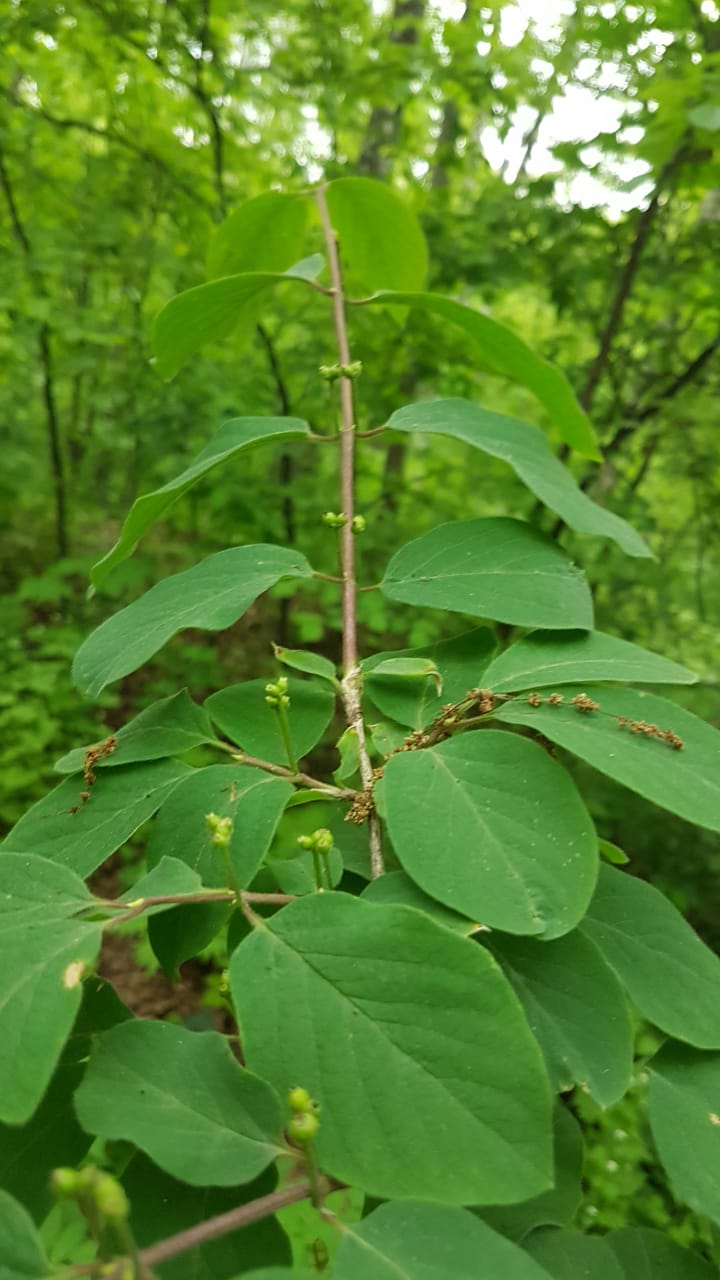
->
322, 511, 348, 529
265, 675, 290, 709
205, 812, 233, 848
52, 1166, 129, 1223
319, 360, 362, 383
297, 828, 333, 855
287, 1085, 320, 1144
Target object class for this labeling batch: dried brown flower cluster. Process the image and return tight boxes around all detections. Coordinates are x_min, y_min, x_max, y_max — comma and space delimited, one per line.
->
70, 735, 118, 813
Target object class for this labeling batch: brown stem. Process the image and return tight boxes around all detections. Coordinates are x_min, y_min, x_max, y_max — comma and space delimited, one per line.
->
104, 889, 296, 927
138, 1177, 338, 1268
234, 749, 359, 801
314, 187, 385, 878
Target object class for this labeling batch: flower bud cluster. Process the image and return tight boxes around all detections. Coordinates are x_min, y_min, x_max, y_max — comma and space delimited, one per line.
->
297, 827, 333, 855
205, 811, 233, 848
52, 1165, 129, 1222
287, 1085, 320, 1143
265, 675, 290, 708
319, 360, 362, 383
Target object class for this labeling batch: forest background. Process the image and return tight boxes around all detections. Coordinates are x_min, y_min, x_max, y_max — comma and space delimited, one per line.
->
1, 0, 720, 1242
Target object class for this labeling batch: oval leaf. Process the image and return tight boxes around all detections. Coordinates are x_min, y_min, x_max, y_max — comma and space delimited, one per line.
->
648, 1041, 720, 1226
388, 400, 642, 554
272, 644, 338, 684
0, 1189, 49, 1280
364, 627, 496, 730
333, 1201, 555, 1279
363, 292, 599, 458
152, 268, 320, 380
382, 519, 593, 630
485, 929, 633, 1106
73, 545, 313, 698
207, 192, 310, 278
74, 1021, 286, 1186
206, 676, 334, 764
55, 690, 214, 774
326, 177, 428, 293
606, 1226, 717, 1279
579, 864, 720, 1048
523, 1227, 623, 1280
231, 894, 553, 1204
1, 759, 191, 876
483, 629, 696, 694
495, 686, 720, 833
91, 417, 310, 589
384, 731, 598, 939
0, 854, 101, 1125
482, 1104, 585, 1242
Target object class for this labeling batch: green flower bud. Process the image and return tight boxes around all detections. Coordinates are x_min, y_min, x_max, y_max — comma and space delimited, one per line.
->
288, 1110, 320, 1143
322, 511, 348, 529
288, 1085, 313, 1113
52, 1167, 81, 1197
313, 828, 333, 854
297, 834, 313, 849
92, 1170, 130, 1222
205, 812, 232, 848
351, 515, 366, 534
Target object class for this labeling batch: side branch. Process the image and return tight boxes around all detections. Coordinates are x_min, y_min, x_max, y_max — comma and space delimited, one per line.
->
139, 1177, 338, 1267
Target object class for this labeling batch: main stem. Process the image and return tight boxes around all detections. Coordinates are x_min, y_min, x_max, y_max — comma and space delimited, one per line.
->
315, 187, 384, 878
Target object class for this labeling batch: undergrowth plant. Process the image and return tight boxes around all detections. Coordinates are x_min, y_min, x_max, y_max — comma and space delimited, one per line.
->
3, 180, 720, 1280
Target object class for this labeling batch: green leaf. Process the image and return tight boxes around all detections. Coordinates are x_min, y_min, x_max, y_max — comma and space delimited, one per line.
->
1, 759, 190, 876
325, 177, 428, 293
206, 676, 334, 763
152, 267, 320, 380
146, 765, 292, 972
207, 192, 310, 278
364, 627, 496, 729
74, 1021, 286, 1186
482, 629, 696, 694
73, 545, 313, 698
363, 293, 600, 458
55, 690, 215, 774
0, 979, 129, 1222
369, 657, 443, 694
384, 732, 597, 938
362, 870, 479, 935
388, 400, 642, 554
90, 418, 310, 589
265, 792, 367, 888
606, 1226, 718, 1279
648, 1041, 720, 1225
494, 686, 720, 833
124, 1160, 292, 1280
272, 644, 338, 684
332, 1201, 555, 1279
598, 838, 629, 866
381, 519, 593, 630
120, 856, 204, 913
0, 1189, 50, 1280
579, 864, 720, 1048
0, 854, 102, 1125
482, 1105, 584, 1242
148, 765, 293, 889
334, 727, 360, 782
231, 894, 553, 1204
523, 1228, 623, 1279
485, 930, 632, 1106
